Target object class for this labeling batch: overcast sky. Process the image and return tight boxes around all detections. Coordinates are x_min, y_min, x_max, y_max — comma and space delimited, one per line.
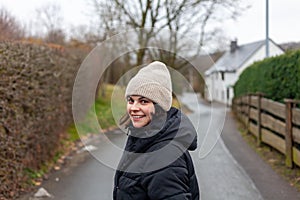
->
225, 0, 300, 45
1, 0, 300, 45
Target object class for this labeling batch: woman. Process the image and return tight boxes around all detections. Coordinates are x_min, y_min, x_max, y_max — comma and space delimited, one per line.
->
113, 61, 199, 200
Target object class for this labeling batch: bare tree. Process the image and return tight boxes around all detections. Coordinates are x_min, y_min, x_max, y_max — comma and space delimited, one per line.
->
88, 0, 173, 65
0, 7, 24, 41
34, 3, 66, 44
88, 0, 244, 66
44, 29, 66, 44
69, 24, 107, 47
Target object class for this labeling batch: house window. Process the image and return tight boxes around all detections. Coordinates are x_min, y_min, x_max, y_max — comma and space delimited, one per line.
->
221, 72, 225, 81
226, 87, 230, 101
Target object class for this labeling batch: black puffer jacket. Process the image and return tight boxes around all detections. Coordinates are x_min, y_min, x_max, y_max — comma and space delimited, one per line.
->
113, 107, 199, 200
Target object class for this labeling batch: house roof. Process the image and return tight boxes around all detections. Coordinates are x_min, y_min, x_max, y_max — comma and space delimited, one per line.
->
205, 39, 274, 76
179, 52, 224, 74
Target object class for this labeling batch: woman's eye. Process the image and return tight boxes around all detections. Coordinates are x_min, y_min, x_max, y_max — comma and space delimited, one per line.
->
140, 100, 149, 104
127, 98, 134, 104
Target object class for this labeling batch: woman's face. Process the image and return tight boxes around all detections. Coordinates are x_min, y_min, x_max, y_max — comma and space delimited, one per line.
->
126, 95, 155, 128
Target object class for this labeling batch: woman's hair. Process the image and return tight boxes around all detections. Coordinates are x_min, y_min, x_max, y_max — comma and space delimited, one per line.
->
119, 103, 166, 128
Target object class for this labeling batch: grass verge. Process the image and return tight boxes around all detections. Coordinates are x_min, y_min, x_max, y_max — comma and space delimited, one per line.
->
67, 84, 123, 141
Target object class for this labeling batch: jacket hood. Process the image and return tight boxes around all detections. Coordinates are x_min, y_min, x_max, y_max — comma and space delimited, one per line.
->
127, 107, 198, 153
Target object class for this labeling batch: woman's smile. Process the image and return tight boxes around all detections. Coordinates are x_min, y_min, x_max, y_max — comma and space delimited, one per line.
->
131, 115, 145, 119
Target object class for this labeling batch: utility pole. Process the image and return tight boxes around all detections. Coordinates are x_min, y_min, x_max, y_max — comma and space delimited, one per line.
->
266, 0, 269, 58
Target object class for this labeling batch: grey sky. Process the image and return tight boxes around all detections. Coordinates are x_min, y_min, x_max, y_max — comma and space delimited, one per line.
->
225, 0, 300, 44
1, 0, 299, 45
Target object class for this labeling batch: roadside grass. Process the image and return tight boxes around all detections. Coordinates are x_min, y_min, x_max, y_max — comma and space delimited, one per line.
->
237, 121, 300, 191
23, 147, 67, 188
67, 84, 124, 141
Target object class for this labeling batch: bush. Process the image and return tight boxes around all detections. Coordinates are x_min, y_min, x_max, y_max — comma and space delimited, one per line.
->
234, 50, 300, 102
0, 41, 81, 199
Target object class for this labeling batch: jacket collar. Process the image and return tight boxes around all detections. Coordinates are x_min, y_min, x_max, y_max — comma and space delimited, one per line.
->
126, 107, 197, 152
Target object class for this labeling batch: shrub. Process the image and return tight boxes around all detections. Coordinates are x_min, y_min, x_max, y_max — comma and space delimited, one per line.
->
0, 41, 81, 199
234, 50, 300, 102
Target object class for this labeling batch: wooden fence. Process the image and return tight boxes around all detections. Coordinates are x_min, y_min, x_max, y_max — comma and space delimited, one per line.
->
232, 94, 300, 168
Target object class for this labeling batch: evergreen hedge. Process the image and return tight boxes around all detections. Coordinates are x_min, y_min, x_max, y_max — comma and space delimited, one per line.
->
0, 41, 82, 199
234, 50, 300, 102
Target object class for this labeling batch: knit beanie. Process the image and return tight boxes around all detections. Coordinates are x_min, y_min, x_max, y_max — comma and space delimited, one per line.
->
125, 61, 172, 111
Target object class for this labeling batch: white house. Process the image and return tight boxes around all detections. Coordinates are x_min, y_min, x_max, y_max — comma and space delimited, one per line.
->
204, 39, 284, 105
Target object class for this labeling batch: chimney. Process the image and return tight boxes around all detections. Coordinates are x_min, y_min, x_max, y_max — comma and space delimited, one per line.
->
230, 39, 238, 53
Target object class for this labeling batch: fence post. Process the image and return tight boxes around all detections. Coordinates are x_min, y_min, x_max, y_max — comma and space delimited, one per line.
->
284, 99, 294, 168
247, 94, 252, 134
232, 98, 235, 113
256, 93, 263, 147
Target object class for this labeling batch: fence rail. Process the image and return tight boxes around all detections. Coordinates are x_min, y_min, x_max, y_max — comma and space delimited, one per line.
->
232, 94, 300, 168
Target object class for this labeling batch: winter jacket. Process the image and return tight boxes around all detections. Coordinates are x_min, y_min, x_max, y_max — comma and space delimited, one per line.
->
113, 107, 199, 200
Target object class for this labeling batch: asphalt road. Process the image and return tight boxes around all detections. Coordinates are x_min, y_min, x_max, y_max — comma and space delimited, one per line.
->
21, 93, 300, 200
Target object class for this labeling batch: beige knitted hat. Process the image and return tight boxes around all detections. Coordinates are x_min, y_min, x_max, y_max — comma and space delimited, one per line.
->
125, 61, 172, 111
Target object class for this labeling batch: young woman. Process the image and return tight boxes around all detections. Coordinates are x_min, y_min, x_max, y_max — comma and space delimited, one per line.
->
113, 61, 199, 200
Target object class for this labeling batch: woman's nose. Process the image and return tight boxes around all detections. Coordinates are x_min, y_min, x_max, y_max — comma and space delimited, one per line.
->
130, 101, 140, 110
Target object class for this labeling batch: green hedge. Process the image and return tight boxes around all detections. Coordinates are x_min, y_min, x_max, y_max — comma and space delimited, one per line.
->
234, 50, 300, 102
0, 41, 82, 199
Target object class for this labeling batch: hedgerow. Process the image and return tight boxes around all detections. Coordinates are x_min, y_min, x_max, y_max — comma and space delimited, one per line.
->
234, 50, 300, 102
0, 41, 82, 199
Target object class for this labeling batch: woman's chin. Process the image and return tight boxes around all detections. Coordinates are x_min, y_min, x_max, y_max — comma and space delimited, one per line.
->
132, 122, 145, 128
132, 120, 151, 128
